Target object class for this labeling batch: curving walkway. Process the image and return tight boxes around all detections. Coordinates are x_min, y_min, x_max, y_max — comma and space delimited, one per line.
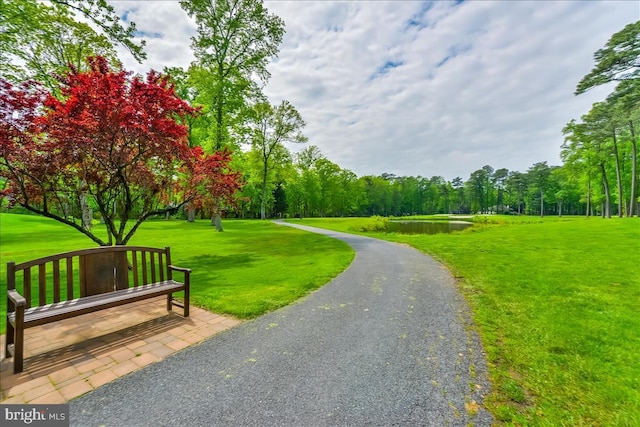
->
70, 222, 492, 426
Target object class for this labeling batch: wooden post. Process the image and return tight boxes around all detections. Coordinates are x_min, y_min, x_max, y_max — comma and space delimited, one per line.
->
183, 270, 190, 317
6, 262, 15, 360
13, 303, 25, 373
165, 247, 173, 311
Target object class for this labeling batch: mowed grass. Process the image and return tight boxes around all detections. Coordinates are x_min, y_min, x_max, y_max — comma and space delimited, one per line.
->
0, 213, 355, 329
290, 216, 640, 426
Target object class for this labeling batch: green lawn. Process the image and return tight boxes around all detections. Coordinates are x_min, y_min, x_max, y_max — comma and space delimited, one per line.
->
3, 213, 638, 425
289, 216, 640, 426
0, 213, 355, 327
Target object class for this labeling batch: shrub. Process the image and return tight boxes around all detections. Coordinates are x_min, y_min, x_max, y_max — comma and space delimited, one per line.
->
354, 216, 389, 232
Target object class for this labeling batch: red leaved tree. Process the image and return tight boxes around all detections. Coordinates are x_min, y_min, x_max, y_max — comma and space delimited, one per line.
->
182, 146, 243, 231
1, 57, 210, 245
0, 79, 49, 208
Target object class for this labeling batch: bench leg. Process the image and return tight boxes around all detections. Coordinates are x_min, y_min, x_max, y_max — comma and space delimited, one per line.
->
13, 306, 25, 374
14, 331, 24, 374
183, 287, 189, 318
167, 294, 189, 317
5, 316, 14, 358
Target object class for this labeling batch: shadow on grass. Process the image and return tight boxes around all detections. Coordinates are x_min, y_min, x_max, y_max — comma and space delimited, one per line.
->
184, 253, 257, 271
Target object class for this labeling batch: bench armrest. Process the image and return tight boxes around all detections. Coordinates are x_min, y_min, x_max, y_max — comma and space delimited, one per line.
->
169, 265, 191, 275
8, 289, 27, 307
168, 264, 190, 317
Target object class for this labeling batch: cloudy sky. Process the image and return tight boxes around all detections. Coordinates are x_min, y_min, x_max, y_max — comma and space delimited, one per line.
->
111, 1, 638, 181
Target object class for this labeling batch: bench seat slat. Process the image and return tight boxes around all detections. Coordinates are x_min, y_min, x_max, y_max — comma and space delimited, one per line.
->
8, 281, 185, 329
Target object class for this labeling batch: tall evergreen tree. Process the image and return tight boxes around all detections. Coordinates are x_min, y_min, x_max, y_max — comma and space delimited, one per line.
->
576, 21, 639, 95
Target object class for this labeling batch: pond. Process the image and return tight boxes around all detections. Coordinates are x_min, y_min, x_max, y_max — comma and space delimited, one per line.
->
386, 220, 473, 235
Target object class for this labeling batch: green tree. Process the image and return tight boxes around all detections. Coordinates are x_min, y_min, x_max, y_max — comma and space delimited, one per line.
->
494, 168, 509, 213
163, 66, 207, 150
1, 0, 145, 77
451, 177, 466, 214
590, 102, 626, 216
179, 0, 285, 150
360, 176, 391, 216
188, 65, 256, 152
1, 0, 121, 90
272, 182, 287, 217
283, 168, 304, 217
247, 100, 307, 219
315, 158, 342, 217
562, 120, 601, 216
299, 169, 322, 217
233, 150, 263, 218
606, 79, 640, 216
467, 166, 494, 214
550, 166, 582, 216
397, 176, 422, 215
573, 20, 640, 217
563, 102, 632, 218
505, 171, 528, 214
337, 169, 364, 217
527, 162, 552, 217
291, 146, 324, 217
482, 165, 496, 213
575, 21, 639, 95
296, 145, 324, 170
430, 176, 449, 214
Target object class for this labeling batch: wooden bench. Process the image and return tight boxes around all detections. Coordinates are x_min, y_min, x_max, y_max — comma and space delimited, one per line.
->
5, 246, 190, 373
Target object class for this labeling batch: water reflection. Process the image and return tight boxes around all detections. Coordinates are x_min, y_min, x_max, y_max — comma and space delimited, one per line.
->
386, 220, 473, 235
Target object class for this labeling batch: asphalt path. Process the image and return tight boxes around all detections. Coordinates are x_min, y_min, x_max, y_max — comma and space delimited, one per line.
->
71, 221, 493, 426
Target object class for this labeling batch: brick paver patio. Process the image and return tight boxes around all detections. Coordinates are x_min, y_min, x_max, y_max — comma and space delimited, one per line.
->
0, 297, 241, 404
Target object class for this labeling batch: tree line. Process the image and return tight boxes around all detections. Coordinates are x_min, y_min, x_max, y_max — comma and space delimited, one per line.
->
232, 148, 591, 219
562, 21, 639, 218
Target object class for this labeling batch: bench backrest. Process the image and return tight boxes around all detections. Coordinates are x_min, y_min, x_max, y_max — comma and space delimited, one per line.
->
7, 246, 174, 309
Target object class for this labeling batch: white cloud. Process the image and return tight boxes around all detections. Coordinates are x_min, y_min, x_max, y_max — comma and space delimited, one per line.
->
110, 1, 196, 73
113, 0, 639, 181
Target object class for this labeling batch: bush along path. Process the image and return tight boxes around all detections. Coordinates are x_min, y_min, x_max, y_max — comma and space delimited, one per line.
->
70, 221, 492, 426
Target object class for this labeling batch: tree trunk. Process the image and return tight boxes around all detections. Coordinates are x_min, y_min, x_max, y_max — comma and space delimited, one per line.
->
186, 203, 195, 222
540, 189, 544, 218
216, 102, 224, 150
629, 120, 637, 217
586, 179, 591, 217
517, 194, 522, 214
260, 187, 267, 219
215, 74, 224, 150
210, 204, 224, 232
80, 190, 93, 230
210, 212, 223, 231
601, 163, 611, 218
611, 130, 624, 217
261, 164, 268, 220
